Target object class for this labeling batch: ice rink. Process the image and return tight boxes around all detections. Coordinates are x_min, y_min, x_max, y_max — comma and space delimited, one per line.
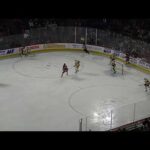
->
0, 51, 150, 131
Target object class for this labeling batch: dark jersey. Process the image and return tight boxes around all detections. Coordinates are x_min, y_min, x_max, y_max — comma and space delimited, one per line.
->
112, 61, 116, 67
145, 80, 150, 86
126, 53, 130, 61
63, 65, 68, 72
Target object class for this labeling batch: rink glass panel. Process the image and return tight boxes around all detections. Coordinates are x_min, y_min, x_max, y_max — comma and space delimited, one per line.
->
76, 27, 86, 44
81, 100, 150, 131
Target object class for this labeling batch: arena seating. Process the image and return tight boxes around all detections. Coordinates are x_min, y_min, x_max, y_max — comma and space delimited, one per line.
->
1, 19, 150, 44
110, 117, 150, 131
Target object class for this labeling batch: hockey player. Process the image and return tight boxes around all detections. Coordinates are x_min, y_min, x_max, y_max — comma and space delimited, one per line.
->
20, 46, 29, 57
110, 53, 116, 65
111, 59, 116, 74
61, 63, 68, 78
19, 46, 25, 57
125, 52, 130, 64
83, 42, 90, 54
26, 46, 31, 56
74, 60, 80, 73
144, 78, 150, 92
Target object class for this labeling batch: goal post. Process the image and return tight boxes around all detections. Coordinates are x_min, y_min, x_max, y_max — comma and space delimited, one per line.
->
79, 118, 83, 131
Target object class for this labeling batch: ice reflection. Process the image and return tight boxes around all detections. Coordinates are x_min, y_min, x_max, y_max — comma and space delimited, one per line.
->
87, 105, 114, 131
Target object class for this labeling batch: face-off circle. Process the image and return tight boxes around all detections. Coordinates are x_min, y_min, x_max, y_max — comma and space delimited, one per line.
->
12, 55, 84, 79
68, 84, 147, 129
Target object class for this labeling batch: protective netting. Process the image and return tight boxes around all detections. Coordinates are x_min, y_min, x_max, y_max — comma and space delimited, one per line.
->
0, 26, 150, 62
80, 100, 150, 131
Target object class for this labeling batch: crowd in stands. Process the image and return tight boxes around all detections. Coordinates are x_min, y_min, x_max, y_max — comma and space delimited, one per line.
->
0, 18, 59, 37
1, 19, 150, 43
114, 117, 150, 132
0, 19, 150, 62
88, 117, 150, 131
141, 118, 150, 131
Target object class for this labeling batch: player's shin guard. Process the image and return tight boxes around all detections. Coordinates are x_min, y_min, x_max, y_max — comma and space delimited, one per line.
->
145, 86, 148, 92
113, 68, 116, 74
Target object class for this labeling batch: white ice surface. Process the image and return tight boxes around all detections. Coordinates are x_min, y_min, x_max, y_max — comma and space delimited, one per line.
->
0, 51, 150, 131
